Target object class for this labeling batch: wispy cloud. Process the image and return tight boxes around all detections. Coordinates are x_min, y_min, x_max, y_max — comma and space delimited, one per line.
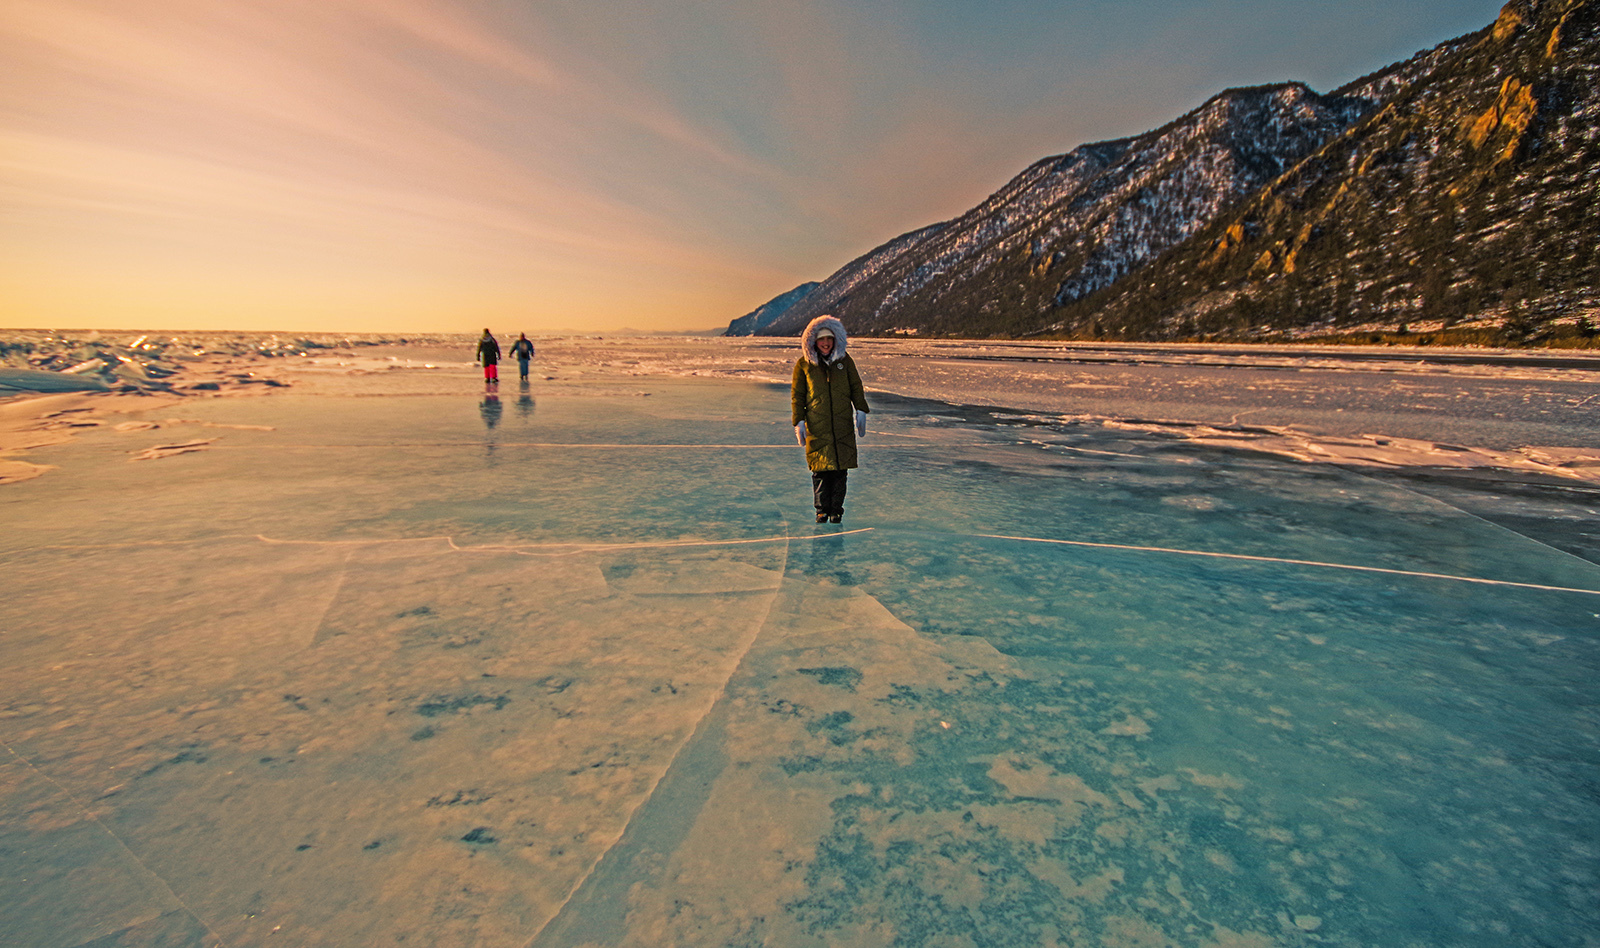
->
0, 0, 804, 329
0, 0, 1507, 331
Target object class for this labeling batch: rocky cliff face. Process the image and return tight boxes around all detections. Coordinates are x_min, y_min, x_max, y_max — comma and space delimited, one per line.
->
1064, 0, 1599, 342
737, 0, 1595, 343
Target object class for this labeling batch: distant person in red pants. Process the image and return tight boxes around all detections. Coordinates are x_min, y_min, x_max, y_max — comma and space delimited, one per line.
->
477, 329, 500, 383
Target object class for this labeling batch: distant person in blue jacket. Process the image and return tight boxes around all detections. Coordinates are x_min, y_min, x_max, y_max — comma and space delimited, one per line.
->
511, 334, 535, 381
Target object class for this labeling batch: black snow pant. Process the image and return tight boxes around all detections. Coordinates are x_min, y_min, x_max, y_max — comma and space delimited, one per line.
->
811, 469, 848, 517
518, 357, 531, 379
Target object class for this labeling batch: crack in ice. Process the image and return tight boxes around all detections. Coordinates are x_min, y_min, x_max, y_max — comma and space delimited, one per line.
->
304, 547, 353, 646
520, 500, 803, 947
5, 522, 1589, 595
955, 530, 1600, 596
0, 528, 873, 564
1, 744, 230, 947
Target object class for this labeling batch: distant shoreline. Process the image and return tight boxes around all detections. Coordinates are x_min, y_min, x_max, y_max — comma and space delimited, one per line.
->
5, 325, 1600, 351
4, 334, 1598, 490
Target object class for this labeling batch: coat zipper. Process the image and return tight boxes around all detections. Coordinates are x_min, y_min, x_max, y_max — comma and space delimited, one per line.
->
823, 360, 841, 469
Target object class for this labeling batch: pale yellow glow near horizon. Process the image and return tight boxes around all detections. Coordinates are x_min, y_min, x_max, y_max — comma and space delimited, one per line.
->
0, 0, 797, 334
2, 0, 1510, 335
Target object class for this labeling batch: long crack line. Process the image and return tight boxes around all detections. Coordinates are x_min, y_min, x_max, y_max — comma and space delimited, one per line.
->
954, 530, 1600, 596
1, 743, 230, 948
520, 492, 801, 947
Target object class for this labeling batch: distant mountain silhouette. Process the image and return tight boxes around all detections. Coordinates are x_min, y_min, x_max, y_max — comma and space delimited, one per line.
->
724, 281, 821, 335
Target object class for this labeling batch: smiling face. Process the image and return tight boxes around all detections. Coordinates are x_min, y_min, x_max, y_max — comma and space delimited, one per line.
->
816, 334, 835, 356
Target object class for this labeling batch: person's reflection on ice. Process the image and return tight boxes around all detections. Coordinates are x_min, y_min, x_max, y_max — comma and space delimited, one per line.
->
808, 533, 855, 586
480, 390, 503, 460
516, 379, 535, 420
480, 391, 502, 429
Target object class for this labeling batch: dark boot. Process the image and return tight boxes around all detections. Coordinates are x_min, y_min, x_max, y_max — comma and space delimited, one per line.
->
812, 470, 847, 522
812, 471, 828, 520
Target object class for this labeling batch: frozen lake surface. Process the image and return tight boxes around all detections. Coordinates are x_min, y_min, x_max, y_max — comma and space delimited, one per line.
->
2, 345, 1598, 948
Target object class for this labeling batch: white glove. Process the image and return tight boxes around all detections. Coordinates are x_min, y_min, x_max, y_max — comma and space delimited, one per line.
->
855, 410, 867, 437
795, 421, 807, 446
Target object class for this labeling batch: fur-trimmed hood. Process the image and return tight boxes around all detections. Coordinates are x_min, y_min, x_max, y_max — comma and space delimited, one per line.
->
800, 315, 848, 365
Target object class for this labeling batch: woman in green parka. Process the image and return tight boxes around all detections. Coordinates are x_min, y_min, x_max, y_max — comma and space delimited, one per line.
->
792, 314, 870, 523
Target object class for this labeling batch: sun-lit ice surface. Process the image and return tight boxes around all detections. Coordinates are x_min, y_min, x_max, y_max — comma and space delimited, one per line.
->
2, 353, 1598, 948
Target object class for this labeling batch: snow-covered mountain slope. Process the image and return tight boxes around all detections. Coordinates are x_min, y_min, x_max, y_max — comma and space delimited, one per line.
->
724, 281, 822, 336
740, 223, 945, 336
1066, 0, 1600, 343
758, 80, 1389, 337
737, 1, 1595, 343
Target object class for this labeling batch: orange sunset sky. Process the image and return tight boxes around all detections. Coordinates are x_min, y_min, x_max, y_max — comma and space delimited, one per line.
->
2, 0, 1503, 333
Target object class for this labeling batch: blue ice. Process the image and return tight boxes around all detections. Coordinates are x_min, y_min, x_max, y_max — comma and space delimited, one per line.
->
1, 374, 1596, 948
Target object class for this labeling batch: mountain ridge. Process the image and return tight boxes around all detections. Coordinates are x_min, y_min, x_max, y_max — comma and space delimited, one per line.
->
1057, 0, 1599, 345
724, 281, 821, 336
729, 0, 1596, 346
754, 79, 1385, 337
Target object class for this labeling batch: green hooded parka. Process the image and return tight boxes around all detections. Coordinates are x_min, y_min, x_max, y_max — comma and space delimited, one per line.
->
791, 316, 869, 472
